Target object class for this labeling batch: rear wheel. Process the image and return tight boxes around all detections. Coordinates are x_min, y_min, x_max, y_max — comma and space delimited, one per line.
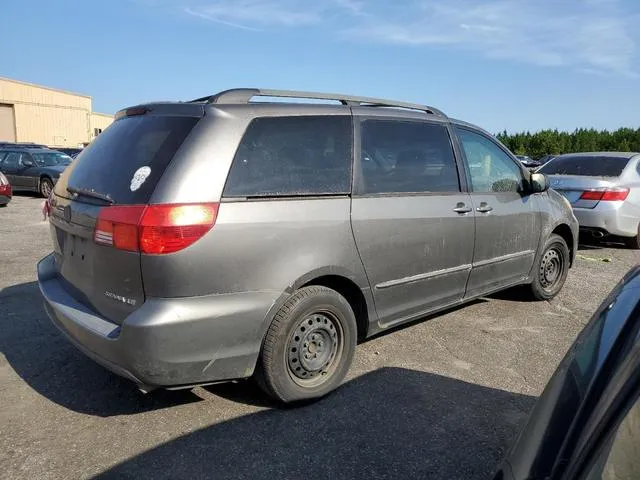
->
529, 234, 570, 300
39, 177, 53, 198
623, 224, 640, 249
256, 286, 357, 404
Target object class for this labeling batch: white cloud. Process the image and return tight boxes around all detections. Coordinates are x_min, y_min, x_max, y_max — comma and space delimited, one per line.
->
181, 0, 638, 76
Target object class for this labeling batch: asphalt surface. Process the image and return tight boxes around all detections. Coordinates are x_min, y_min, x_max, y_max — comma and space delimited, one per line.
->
1, 194, 638, 479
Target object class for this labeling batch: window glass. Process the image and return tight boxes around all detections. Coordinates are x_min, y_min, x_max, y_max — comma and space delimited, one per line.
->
456, 128, 523, 193
583, 396, 640, 480
539, 156, 631, 177
32, 152, 72, 166
56, 115, 199, 204
224, 116, 352, 197
1, 152, 20, 169
359, 120, 459, 194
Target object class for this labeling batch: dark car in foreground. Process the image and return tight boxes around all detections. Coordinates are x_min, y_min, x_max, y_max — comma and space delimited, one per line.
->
38, 88, 577, 403
0, 171, 11, 206
0, 148, 72, 197
496, 265, 640, 480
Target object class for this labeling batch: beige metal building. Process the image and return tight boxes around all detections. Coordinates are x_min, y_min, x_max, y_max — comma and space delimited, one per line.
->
0, 76, 113, 147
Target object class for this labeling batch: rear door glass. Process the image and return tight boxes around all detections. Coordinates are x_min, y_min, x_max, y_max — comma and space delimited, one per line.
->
539, 156, 631, 177
223, 116, 352, 197
54, 115, 199, 204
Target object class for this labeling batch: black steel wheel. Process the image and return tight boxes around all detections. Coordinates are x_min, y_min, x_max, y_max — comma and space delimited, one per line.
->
256, 286, 357, 404
530, 233, 570, 300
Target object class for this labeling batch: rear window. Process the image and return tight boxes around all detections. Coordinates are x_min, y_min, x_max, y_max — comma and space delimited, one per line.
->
539, 155, 631, 177
54, 114, 198, 204
223, 116, 352, 197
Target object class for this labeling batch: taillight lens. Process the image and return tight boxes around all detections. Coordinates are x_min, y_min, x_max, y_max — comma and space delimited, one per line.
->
94, 203, 218, 254
580, 188, 629, 202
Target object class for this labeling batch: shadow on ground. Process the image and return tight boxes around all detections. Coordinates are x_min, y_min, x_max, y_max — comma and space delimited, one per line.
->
0, 281, 201, 416
97, 367, 535, 480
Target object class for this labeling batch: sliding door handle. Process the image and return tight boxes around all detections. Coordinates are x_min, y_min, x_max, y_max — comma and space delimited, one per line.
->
453, 203, 472, 214
476, 202, 493, 213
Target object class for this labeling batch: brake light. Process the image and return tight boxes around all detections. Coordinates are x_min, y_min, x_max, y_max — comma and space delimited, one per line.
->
580, 188, 629, 202
94, 203, 218, 254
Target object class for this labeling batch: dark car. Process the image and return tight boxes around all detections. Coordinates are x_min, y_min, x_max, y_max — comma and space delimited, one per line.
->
0, 171, 11, 206
516, 155, 542, 169
0, 141, 48, 149
53, 147, 83, 158
496, 265, 640, 479
538, 154, 556, 165
0, 148, 72, 197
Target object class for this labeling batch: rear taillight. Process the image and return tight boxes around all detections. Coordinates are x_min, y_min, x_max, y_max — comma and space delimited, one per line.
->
580, 188, 629, 202
94, 203, 218, 254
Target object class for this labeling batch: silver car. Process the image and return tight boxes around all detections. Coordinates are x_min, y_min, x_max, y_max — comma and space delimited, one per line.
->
538, 152, 640, 249
37, 88, 578, 403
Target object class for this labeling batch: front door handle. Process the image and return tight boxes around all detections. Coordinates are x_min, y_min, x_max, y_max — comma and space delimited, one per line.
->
476, 202, 493, 213
453, 202, 472, 214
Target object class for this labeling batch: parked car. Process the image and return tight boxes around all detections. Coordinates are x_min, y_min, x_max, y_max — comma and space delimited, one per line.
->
37, 88, 578, 403
0, 148, 72, 197
53, 147, 83, 158
0, 141, 48, 149
537, 154, 556, 165
516, 155, 542, 169
0, 171, 11, 206
495, 265, 640, 480
538, 152, 640, 249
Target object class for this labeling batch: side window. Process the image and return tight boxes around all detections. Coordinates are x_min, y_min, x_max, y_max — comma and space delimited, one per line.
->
224, 116, 352, 197
1, 152, 20, 169
359, 120, 459, 194
455, 128, 523, 193
18, 153, 32, 166
583, 396, 640, 480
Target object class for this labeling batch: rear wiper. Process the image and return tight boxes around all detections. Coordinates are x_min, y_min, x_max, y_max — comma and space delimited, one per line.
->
66, 186, 115, 204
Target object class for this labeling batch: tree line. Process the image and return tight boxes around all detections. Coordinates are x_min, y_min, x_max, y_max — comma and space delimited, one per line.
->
495, 128, 640, 160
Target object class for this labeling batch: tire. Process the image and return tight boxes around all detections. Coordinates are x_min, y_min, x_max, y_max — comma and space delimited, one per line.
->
39, 177, 53, 198
256, 286, 357, 404
623, 225, 640, 249
529, 233, 570, 301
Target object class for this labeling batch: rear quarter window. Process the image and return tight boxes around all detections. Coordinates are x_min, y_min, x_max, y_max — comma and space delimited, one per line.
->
223, 116, 353, 197
54, 114, 199, 204
539, 156, 631, 177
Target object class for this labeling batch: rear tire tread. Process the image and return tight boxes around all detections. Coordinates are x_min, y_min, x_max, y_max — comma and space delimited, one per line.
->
258, 285, 355, 404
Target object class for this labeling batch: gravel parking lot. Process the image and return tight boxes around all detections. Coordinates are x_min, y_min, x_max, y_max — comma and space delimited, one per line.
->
1, 194, 637, 480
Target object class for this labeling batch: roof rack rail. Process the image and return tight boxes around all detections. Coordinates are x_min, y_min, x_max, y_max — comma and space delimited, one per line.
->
189, 88, 447, 117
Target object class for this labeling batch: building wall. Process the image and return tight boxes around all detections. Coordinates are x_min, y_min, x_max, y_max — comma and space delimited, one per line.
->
90, 112, 114, 137
0, 77, 113, 147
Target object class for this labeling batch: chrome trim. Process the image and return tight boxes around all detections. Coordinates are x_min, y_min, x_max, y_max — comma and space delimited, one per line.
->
376, 264, 472, 290
472, 250, 535, 268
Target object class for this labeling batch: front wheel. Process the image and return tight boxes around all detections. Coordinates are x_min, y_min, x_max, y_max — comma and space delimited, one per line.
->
529, 233, 570, 300
256, 286, 357, 404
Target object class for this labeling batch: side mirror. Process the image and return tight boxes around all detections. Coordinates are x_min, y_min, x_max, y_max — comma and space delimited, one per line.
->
22, 159, 35, 167
530, 172, 549, 193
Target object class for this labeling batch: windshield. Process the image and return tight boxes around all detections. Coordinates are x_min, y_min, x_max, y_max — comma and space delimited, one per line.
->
539, 155, 631, 177
32, 152, 72, 167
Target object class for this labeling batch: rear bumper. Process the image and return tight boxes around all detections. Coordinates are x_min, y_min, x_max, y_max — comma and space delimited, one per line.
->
0, 194, 10, 205
573, 202, 639, 237
37, 253, 280, 388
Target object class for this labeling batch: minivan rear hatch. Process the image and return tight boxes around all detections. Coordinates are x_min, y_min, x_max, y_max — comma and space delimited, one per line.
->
49, 107, 201, 324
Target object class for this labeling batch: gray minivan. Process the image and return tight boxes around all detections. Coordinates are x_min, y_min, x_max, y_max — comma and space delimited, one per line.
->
37, 88, 578, 403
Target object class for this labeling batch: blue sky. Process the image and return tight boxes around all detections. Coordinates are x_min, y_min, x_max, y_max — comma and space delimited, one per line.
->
1, 0, 639, 133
